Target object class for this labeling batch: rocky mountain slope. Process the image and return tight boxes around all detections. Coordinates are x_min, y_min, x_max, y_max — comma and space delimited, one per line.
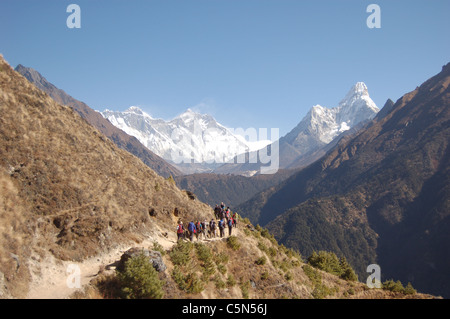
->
14, 64, 181, 178
237, 63, 450, 298
174, 169, 295, 208
0, 55, 435, 300
0, 55, 208, 298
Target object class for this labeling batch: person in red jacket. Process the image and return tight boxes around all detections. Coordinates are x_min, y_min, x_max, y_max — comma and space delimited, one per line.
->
176, 221, 185, 241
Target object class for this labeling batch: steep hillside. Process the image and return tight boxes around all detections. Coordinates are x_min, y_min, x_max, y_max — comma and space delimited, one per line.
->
73, 220, 436, 300
215, 82, 378, 176
174, 169, 295, 208
0, 55, 436, 300
0, 55, 208, 298
237, 63, 450, 297
14, 64, 181, 178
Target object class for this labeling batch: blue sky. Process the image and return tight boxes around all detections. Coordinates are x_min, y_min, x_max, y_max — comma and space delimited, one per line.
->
1, 0, 449, 136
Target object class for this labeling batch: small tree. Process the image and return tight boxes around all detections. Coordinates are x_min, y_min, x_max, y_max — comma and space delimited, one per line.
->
307, 251, 341, 276
227, 236, 241, 251
255, 256, 267, 265
339, 257, 358, 281
117, 253, 164, 299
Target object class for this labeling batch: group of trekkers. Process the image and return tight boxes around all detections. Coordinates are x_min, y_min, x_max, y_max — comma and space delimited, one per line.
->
176, 202, 239, 242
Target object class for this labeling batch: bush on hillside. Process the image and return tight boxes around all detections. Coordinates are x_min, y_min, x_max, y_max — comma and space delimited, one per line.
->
227, 236, 241, 251
307, 251, 357, 281
382, 279, 416, 295
255, 256, 267, 265
169, 240, 193, 266
116, 253, 164, 299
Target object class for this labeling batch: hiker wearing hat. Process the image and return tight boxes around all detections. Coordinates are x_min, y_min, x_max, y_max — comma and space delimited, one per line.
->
176, 221, 185, 241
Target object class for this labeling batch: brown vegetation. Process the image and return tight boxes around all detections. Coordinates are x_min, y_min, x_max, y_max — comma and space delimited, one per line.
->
0, 55, 440, 299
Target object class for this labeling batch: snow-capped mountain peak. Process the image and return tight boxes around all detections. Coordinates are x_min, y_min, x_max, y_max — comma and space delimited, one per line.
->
101, 107, 256, 166
285, 82, 379, 146
348, 82, 369, 96
125, 106, 153, 119
337, 82, 379, 127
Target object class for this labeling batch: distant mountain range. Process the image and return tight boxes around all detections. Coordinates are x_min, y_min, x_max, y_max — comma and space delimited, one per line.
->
237, 63, 450, 298
101, 107, 270, 174
14, 64, 181, 178
215, 82, 379, 175
100, 82, 379, 177
173, 82, 381, 208
3, 55, 432, 300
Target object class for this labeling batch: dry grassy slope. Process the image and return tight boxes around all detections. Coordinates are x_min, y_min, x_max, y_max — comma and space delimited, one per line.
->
14, 64, 181, 179
78, 224, 436, 300
0, 56, 437, 300
0, 55, 212, 298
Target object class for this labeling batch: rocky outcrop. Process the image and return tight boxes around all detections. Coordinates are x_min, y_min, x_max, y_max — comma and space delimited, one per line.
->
118, 248, 167, 273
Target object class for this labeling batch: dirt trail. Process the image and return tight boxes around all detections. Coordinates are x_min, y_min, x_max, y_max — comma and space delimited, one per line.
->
26, 224, 240, 299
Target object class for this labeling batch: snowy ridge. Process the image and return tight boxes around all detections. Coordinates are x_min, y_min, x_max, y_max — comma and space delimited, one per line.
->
101, 107, 269, 166
286, 82, 379, 147
101, 82, 377, 175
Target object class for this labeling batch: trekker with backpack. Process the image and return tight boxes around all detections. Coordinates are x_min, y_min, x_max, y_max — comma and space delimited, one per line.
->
195, 220, 203, 241
227, 217, 233, 236
225, 207, 230, 222
176, 221, 185, 241
188, 221, 196, 242
218, 218, 225, 238
209, 219, 216, 238
214, 205, 221, 219
202, 220, 207, 239
232, 212, 238, 228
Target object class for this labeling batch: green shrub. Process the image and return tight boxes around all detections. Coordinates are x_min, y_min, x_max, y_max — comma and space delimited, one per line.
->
339, 257, 358, 281
257, 241, 268, 253
311, 283, 333, 299
152, 241, 165, 256
285, 272, 293, 281
172, 266, 187, 291
303, 264, 321, 286
166, 175, 175, 184
307, 251, 357, 281
184, 272, 204, 294
240, 281, 250, 299
217, 263, 227, 275
307, 251, 341, 276
214, 275, 227, 289
260, 228, 271, 238
226, 274, 236, 287
116, 253, 164, 299
261, 271, 269, 280
214, 251, 229, 265
279, 258, 292, 273
403, 282, 417, 295
302, 265, 335, 299
382, 279, 416, 295
268, 247, 277, 258
172, 266, 204, 294
227, 236, 241, 251
382, 279, 405, 293
169, 240, 193, 266
255, 256, 267, 265
195, 243, 215, 276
